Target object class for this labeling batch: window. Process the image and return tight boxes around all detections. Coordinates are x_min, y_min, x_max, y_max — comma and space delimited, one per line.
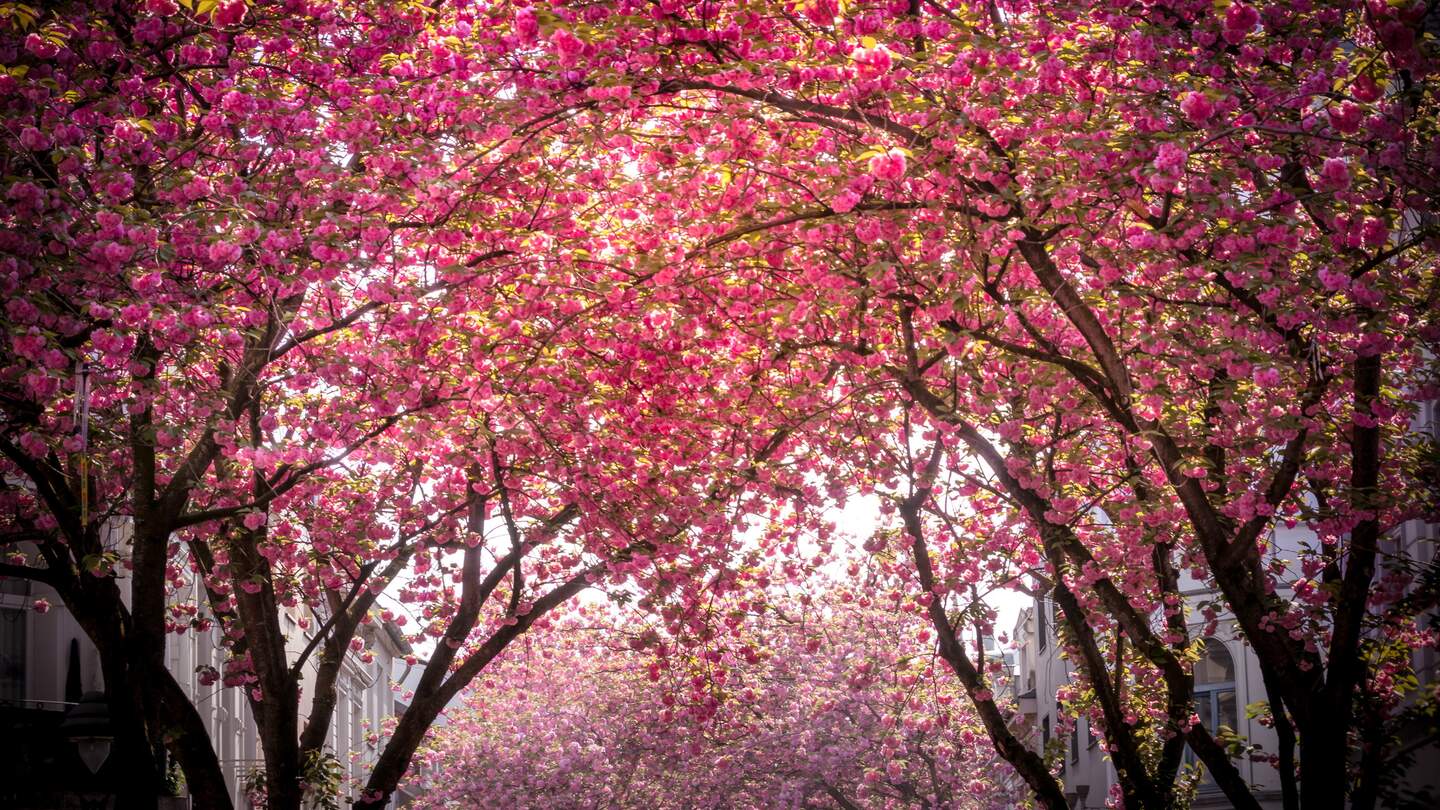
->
0, 579, 28, 701
1194, 639, 1238, 732
1042, 715, 1051, 748
219, 706, 235, 796
1086, 718, 1097, 749
351, 685, 364, 751
1071, 725, 1080, 764
1188, 638, 1238, 789
337, 684, 350, 757
1037, 599, 1048, 652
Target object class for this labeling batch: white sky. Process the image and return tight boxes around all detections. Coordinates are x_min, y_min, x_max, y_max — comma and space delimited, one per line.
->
827, 494, 1031, 643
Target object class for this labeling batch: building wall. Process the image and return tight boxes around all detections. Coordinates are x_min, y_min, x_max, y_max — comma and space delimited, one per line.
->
1, 578, 105, 707
1012, 599, 1131, 810
1013, 593, 1288, 810
1008, 399, 1437, 809
0, 552, 406, 809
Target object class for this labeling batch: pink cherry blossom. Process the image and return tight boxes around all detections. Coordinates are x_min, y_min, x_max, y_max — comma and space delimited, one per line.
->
1179, 91, 1216, 125
1319, 156, 1352, 190
868, 149, 907, 181
852, 44, 893, 78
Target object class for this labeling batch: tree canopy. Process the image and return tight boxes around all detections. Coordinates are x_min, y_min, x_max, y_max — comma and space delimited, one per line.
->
2, 1, 1437, 809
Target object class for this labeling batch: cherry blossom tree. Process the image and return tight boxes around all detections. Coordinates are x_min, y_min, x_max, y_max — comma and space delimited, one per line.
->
464, 0, 1439, 807
6, 1, 1438, 809
2, 0, 445, 803
2, 2, 812, 808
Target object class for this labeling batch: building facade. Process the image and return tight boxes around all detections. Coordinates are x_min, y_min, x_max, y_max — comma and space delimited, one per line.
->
1011, 590, 1290, 808
1008, 399, 1439, 808
0, 530, 410, 809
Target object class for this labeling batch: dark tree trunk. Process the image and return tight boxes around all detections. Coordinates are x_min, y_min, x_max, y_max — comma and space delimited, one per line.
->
898, 496, 1070, 810
64, 569, 234, 810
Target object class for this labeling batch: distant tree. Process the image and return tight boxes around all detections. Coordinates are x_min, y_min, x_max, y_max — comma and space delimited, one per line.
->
411, 573, 1020, 809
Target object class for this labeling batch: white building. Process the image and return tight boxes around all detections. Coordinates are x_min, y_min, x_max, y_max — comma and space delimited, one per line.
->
0, 532, 410, 809
1011, 588, 1288, 809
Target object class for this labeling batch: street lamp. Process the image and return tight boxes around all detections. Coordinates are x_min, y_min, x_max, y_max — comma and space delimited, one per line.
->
60, 691, 113, 775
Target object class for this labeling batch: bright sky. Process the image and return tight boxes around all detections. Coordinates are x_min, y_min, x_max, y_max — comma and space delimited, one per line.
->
827, 493, 1031, 643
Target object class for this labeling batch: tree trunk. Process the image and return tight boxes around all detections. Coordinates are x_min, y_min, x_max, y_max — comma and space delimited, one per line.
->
1298, 719, 1350, 810
351, 693, 445, 810
899, 503, 1070, 810
146, 657, 234, 810
66, 574, 235, 810
105, 664, 162, 810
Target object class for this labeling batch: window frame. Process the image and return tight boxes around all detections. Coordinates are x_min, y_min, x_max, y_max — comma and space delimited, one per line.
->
1037, 599, 1049, 652
1187, 638, 1239, 791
